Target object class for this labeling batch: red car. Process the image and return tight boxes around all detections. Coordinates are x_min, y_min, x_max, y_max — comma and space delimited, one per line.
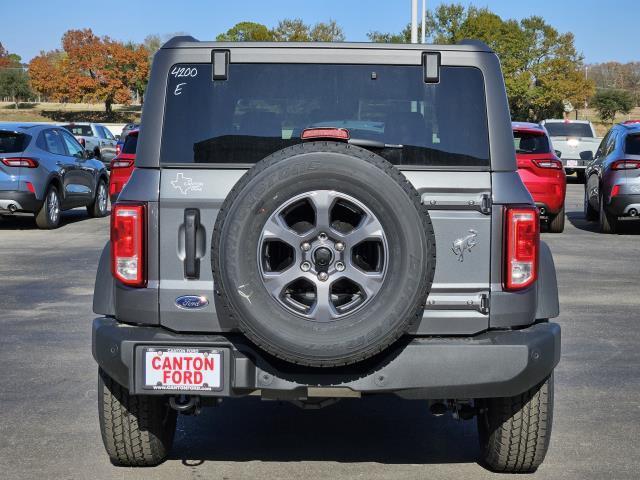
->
512, 122, 567, 233
109, 129, 138, 202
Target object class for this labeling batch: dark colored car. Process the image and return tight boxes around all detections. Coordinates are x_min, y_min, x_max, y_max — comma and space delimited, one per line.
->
92, 39, 560, 473
513, 122, 567, 233
584, 120, 640, 233
109, 129, 138, 202
0, 122, 109, 228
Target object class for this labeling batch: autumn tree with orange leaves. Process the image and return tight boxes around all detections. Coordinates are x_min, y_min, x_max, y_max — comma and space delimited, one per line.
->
28, 29, 149, 113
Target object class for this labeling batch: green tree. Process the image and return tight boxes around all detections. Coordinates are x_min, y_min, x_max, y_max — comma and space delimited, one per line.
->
366, 3, 594, 121
592, 89, 634, 123
273, 18, 310, 41
310, 20, 345, 42
0, 68, 32, 108
216, 22, 274, 41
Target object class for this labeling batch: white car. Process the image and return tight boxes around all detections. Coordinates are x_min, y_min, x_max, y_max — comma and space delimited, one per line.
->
540, 119, 601, 182
61, 123, 118, 167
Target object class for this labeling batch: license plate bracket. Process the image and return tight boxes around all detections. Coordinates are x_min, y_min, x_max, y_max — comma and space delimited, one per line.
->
566, 159, 578, 167
142, 347, 223, 393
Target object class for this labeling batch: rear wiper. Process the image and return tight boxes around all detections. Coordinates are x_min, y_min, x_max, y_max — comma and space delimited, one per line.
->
348, 138, 403, 149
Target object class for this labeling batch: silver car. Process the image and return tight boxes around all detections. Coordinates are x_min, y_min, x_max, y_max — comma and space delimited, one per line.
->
584, 121, 640, 233
0, 123, 109, 228
61, 122, 118, 166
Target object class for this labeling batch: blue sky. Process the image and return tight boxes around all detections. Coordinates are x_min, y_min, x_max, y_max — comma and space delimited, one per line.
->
1, 0, 637, 64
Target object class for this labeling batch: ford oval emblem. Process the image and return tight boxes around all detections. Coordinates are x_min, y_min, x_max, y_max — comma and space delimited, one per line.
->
175, 295, 209, 310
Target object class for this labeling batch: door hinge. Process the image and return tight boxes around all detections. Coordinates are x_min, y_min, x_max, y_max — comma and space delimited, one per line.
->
480, 193, 492, 215
480, 293, 490, 314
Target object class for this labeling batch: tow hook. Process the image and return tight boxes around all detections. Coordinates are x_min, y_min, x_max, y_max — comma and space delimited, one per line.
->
169, 395, 201, 415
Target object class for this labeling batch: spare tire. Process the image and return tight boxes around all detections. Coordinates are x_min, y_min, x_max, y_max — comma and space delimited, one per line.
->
212, 142, 436, 367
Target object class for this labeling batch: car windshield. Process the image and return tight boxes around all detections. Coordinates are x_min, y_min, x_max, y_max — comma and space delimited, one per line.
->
544, 122, 593, 138
122, 133, 138, 154
161, 63, 490, 168
0, 130, 30, 153
62, 125, 93, 137
513, 131, 550, 154
625, 134, 640, 155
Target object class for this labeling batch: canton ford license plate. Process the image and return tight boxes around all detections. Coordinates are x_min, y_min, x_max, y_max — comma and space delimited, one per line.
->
566, 159, 578, 167
143, 347, 222, 392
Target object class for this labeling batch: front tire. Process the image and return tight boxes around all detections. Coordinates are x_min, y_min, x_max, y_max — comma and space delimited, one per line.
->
35, 185, 61, 229
478, 374, 554, 473
98, 368, 177, 467
548, 206, 565, 233
88, 178, 109, 218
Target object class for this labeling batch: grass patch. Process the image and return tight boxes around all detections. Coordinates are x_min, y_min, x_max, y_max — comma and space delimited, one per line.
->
0, 102, 141, 123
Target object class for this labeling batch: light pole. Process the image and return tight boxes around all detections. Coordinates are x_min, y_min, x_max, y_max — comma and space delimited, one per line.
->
421, 0, 426, 44
411, 0, 418, 43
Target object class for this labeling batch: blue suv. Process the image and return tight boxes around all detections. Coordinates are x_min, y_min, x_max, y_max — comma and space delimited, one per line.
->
0, 123, 109, 229
584, 120, 640, 233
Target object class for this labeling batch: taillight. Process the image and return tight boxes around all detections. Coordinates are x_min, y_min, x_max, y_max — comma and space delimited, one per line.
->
115, 144, 121, 156
1, 157, 39, 168
301, 127, 350, 141
110, 158, 134, 169
76, 137, 85, 147
610, 185, 620, 198
611, 160, 640, 170
111, 203, 146, 287
504, 206, 539, 291
532, 158, 563, 169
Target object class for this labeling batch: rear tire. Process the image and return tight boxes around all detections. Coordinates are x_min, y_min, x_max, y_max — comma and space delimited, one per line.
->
547, 206, 565, 233
599, 194, 618, 234
35, 185, 61, 229
87, 178, 109, 218
584, 186, 597, 221
98, 368, 177, 467
478, 374, 554, 473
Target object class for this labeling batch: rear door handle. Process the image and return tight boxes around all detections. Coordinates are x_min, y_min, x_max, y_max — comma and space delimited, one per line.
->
184, 209, 200, 279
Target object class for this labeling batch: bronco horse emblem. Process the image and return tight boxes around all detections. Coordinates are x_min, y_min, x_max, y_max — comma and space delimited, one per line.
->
451, 229, 478, 262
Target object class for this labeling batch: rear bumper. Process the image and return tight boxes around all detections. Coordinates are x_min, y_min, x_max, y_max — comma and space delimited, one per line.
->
608, 194, 640, 217
92, 317, 561, 399
0, 190, 42, 213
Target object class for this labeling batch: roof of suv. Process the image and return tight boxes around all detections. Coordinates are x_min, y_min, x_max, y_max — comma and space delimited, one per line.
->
160, 36, 493, 53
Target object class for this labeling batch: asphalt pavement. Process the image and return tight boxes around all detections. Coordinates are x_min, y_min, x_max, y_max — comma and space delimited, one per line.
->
1, 181, 639, 480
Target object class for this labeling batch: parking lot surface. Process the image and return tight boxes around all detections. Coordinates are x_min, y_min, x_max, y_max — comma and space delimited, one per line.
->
1, 182, 639, 480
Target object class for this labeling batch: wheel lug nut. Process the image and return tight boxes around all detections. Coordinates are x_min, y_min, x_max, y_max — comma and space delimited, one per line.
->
335, 262, 345, 272
318, 272, 328, 281
301, 242, 311, 251
335, 242, 345, 252
318, 232, 327, 241
300, 261, 311, 272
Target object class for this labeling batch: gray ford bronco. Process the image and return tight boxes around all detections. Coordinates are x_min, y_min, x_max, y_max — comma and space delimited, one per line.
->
92, 38, 561, 472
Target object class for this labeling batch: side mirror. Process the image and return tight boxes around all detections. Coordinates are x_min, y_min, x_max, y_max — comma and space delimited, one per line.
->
580, 150, 594, 161
554, 150, 562, 158
115, 135, 121, 141
84, 149, 95, 159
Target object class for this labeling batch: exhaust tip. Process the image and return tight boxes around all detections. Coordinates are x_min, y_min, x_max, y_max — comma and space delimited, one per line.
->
7, 204, 17, 213
629, 208, 638, 217
539, 207, 546, 216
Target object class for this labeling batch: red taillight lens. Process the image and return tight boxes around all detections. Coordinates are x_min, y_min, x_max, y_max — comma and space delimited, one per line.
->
110, 158, 134, 169
25, 182, 35, 194
116, 144, 121, 156
610, 185, 621, 198
1, 157, 39, 168
76, 137, 85, 147
111, 203, 146, 287
532, 158, 563, 169
301, 127, 350, 141
611, 160, 640, 170
504, 206, 539, 291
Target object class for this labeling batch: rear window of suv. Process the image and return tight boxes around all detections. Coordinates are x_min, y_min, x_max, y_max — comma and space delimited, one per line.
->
122, 133, 138, 154
625, 134, 640, 155
513, 130, 550, 154
161, 64, 490, 168
0, 131, 30, 153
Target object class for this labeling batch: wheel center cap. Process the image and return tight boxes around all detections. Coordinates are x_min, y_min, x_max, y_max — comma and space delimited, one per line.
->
313, 247, 333, 267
